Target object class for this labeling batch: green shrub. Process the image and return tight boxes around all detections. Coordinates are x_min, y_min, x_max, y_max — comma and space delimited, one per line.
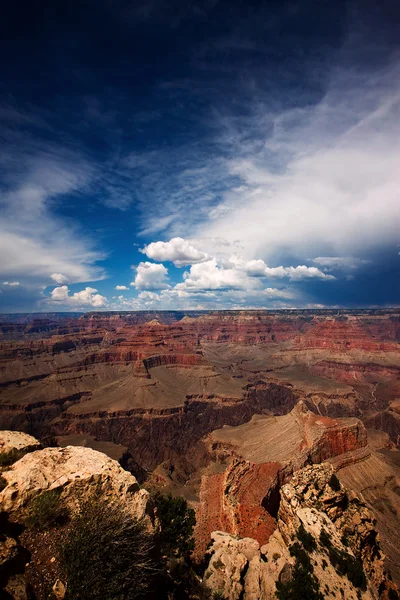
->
276, 546, 323, 600
327, 545, 366, 590
0, 448, 24, 467
289, 543, 313, 572
297, 524, 317, 552
319, 528, 332, 548
27, 489, 69, 531
59, 498, 157, 600
153, 492, 196, 558
328, 474, 341, 492
341, 534, 349, 547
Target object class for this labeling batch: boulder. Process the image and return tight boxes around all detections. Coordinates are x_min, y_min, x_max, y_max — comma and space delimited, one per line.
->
0, 445, 151, 525
0, 431, 41, 461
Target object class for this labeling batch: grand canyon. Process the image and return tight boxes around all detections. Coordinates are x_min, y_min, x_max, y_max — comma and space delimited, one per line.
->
0, 309, 399, 598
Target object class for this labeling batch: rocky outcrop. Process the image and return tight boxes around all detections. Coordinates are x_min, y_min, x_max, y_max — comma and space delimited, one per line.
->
0, 443, 150, 524
0, 430, 42, 458
278, 464, 387, 591
204, 464, 397, 600
0, 431, 154, 599
194, 404, 368, 558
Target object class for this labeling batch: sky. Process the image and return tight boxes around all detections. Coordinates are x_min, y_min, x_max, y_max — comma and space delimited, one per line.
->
0, 0, 399, 312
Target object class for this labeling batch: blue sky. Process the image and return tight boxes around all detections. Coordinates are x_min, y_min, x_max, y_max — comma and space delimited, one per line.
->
0, 0, 399, 312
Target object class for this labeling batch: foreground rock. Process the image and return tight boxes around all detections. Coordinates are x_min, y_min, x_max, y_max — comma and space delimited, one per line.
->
0, 443, 150, 523
204, 463, 397, 600
0, 431, 153, 599
0, 430, 41, 460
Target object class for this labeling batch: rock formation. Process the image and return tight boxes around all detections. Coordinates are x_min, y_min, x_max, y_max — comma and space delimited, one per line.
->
0, 309, 399, 594
0, 431, 153, 599
193, 403, 368, 557
204, 463, 397, 600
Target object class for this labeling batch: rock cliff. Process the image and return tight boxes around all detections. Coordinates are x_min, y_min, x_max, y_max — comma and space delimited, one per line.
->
194, 404, 367, 557
204, 463, 397, 600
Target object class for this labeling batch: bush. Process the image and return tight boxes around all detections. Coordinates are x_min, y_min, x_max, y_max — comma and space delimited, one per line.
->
28, 489, 69, 531
297, 524, 317, 552
276, 545, 323, 600
153, 492, 196, 558
0, 448, 24, 467
328, 474, 341, 492
289, 543, 313, 572
327, 545, 366, 590
59, 497, 157, 600
319, 528, 332, 548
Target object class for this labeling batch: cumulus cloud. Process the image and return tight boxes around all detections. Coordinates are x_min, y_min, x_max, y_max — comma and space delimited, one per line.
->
51, 273, 68, 284
228, 256, 334, 280
131, 262, 169, 290
50, 286, 107, 307
2, 281, 20, 286
176, 258, 254, 291
135, 62, 400, 281
138, 291, 162, 301
115, 285, 129, 290
140, 237, 209, 267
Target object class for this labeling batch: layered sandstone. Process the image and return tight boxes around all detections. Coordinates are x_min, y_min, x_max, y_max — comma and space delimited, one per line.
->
204, 463, 396, 600
194, 404, 367, 557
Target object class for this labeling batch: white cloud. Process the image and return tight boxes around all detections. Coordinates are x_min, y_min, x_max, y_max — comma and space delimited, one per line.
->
131, 262, 169, 290
176, 258, 254, 291
311, 257, 370, 270
49, 286, 107, 307
140, 237, 209, 267
134, 62, 400, 274
2, 281, 20, 287
228, 256, 334, 280
0, 110, 106, 289
138, 291, 161, 301
198, 67, 400, 263
51, 273, 68, 284
115, 285, 129, 290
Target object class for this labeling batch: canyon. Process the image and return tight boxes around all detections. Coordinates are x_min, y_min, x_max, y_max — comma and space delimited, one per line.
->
0, 309, 399, 594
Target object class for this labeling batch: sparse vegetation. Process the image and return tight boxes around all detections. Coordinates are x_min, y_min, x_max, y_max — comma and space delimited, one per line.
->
59, 497, 156, 600
289, 542, 313, 572
296, 523, 317, 552
153, 492, 196, 558
273, 552, 281, 561
318, 527, 366, 590
328, 546, 366, 590
319, 527, 332, 548
0, 448, 24, 467
27, 489, 69, 531
276, 542, 323, 600
328, 474, 341, 492
0, 475, 7, 492
341, 534, 349, 547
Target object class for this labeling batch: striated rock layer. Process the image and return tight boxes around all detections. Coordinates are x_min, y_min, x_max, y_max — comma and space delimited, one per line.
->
204, 463, 397, 600
194, 403, 367, 558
